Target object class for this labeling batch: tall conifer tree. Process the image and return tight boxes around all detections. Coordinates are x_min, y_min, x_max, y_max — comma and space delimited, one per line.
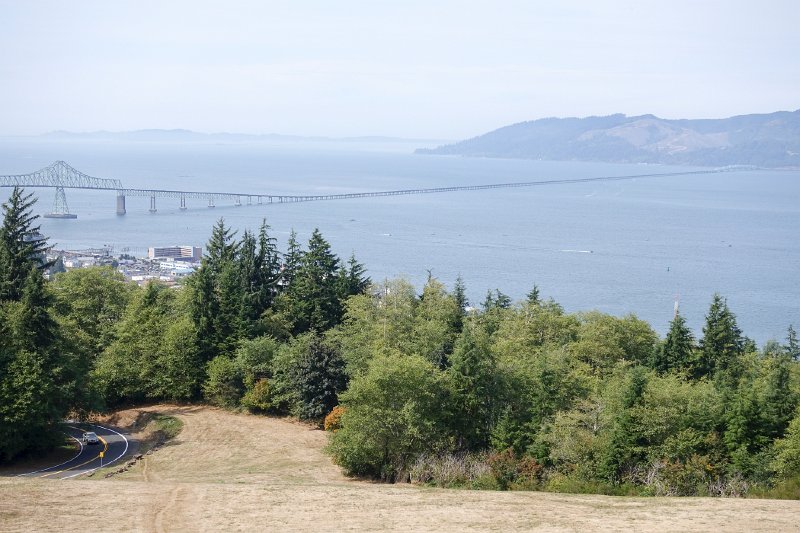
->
698, 294, 744, 381
0, 190, 66, 461
653, 312, 694, 374
0, 187, 50, 301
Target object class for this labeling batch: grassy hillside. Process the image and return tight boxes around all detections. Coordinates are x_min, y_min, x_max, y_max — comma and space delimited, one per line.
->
1, 405, 798, 532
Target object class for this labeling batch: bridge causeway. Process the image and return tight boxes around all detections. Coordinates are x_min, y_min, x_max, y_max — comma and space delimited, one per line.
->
0, 160, 737, 217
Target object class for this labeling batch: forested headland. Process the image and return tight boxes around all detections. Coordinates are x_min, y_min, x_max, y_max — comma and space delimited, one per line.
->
1, 187, 799, 498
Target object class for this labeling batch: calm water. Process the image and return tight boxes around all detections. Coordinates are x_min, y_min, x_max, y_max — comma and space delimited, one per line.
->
1, 139, 799, 344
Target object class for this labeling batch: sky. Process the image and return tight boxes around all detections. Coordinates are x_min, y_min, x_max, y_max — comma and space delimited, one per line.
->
1, 1, 798, 139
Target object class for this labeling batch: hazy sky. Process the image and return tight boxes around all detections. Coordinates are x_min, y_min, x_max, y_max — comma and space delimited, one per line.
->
1, 1, 798, 138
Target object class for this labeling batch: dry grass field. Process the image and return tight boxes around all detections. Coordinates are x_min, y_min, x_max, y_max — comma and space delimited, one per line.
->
1, 405, 799, 532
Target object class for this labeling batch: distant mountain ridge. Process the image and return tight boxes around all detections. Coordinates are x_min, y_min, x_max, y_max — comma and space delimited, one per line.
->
37, 129, 441, 144
416, 110, 800, 168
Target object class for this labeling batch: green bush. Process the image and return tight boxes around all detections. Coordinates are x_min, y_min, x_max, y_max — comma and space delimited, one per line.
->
241, 378, 271, 412
326, 354, 451, 481
772, 409, 800, 477
203, 356, 243, 408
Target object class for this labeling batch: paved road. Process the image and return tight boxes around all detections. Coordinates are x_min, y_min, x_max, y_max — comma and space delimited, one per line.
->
18, 423, 130, 479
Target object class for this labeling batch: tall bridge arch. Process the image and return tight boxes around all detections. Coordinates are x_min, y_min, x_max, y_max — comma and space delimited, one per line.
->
0, 161, 123, 218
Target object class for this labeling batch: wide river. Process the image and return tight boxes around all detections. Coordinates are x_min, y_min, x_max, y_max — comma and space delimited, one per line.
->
1, 138, 798, 344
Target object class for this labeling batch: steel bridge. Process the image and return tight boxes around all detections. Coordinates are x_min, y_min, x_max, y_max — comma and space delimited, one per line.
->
0, 160, 737, 217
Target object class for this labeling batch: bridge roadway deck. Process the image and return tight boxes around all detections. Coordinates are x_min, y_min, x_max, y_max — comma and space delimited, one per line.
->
121, 168, 727, 205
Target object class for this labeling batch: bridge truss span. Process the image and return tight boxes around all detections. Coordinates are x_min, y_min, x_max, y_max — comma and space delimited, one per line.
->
0, 160, 123, 190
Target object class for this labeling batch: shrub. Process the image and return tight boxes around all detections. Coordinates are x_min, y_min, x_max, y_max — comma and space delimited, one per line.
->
324, 405, 345, 432
326, 354, 451, 481
485, 448, 545, 490
241, 379, 271, 412
748, 475, 800, 499
408, 452, 492, 488
544, 473, 639, 496
487, 448, 518, 490
203, 356, 243, 408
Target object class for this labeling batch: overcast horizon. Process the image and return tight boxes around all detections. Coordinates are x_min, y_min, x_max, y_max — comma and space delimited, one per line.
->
1, 1, 798, 139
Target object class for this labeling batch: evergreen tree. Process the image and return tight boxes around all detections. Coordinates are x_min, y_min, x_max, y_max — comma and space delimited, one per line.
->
281, 229, 342, 334
189, 218, 245, 360
482, 289, 512, 311
238, 228, 260, 330
0, 187, 50, 301
652, 312, 694, 374
448, 323, 498, 450
11, 266, 59, 352
724, 376, 764, 469
526, 284, 541, 306
338, 253, 370, 299
255, 220, 282, 307
453, 275, 468, 314
189, 265, 218, 362
282, 229, 303, 288
237, 221, 283, 337
599, 366, 649, 483
0, 269, 66, 461
698, 294, 744, 381
205, 218, 238, 273
479, 289, 512, 337
213, 260, 244, 355
296, 334, 347, 420
760, 351, 796, 441
450, 275, 468, 336
786, 325, 799, 361
0, 190, 68, 461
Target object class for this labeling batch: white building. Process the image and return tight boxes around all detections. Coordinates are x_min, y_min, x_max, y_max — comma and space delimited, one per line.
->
147, 245, 202, 261
64, 256, 97, 268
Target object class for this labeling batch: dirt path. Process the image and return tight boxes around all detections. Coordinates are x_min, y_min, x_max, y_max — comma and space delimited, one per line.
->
1, 405, 799, 532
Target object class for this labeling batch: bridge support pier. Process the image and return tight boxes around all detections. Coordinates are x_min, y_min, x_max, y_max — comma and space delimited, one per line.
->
208, 197, 215, 208
116, 194, 126, 215
180, 195, 187, 210
149, 195, 157, 213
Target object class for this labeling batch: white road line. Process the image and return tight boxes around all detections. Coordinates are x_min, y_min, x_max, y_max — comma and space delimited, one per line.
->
61, 423, 129, 480
17, 433, 84, 477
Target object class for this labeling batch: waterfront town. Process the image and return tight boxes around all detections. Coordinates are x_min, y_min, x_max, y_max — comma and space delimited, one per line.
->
46, 244, 201, 286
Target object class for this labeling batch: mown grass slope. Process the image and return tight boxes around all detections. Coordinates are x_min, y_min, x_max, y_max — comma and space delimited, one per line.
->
1, 405, 798, 532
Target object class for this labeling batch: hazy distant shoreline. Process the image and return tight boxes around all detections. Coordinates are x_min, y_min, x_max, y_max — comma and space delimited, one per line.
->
6, 129, 449, 146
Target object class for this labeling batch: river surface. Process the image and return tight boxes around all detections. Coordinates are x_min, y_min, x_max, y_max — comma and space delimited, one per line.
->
1, 138, 798, 344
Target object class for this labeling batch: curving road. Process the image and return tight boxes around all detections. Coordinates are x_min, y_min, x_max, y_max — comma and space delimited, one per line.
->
18, 423, 130, 479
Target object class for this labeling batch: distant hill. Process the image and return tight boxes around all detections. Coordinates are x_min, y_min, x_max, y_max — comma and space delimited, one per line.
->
38, 129, 442, 145
416, 110, 800, 168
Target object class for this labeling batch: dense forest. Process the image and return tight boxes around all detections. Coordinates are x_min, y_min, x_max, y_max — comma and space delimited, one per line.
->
1, 187, 799, 498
